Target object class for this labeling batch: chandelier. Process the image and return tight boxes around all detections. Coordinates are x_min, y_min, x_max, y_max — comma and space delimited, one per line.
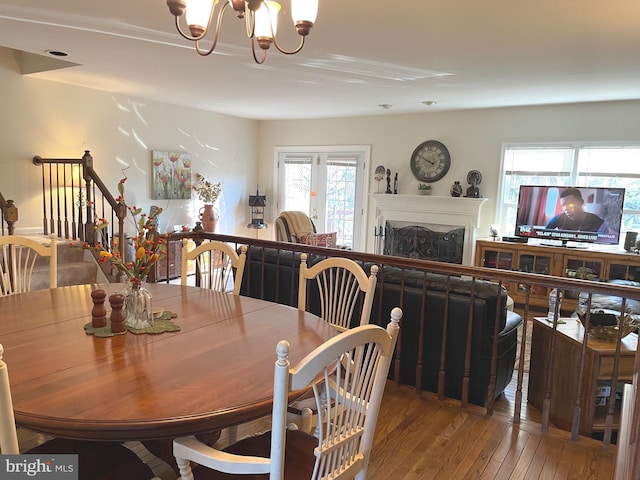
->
166, 0, 319, 64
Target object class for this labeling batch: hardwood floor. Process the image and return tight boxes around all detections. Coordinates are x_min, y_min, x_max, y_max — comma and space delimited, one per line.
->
368, 382, 615, 480
122, 378, 615, 480
18, 378, 617, 479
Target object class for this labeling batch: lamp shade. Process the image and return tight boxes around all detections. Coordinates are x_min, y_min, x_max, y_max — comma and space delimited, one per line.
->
186, 0, 215, 30
255, 1, 281, 39
291, 0, 318, 24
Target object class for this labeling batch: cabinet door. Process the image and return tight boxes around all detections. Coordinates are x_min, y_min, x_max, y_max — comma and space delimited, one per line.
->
476, 243, 516, 294
564, 257, 604, 300
608, 262, 640, 282
516, 251, 553, 297
155, 241, 182, 281
481, 249, 514, 270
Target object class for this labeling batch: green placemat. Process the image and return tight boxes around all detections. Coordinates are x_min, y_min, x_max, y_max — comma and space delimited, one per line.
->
84, 311, 181, 337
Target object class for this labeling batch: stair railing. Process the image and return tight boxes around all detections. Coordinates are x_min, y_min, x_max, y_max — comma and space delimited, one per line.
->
0, 192, 18, 236
32, 150, 126, 259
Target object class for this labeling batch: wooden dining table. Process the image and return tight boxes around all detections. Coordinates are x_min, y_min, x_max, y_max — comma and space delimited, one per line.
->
0, 283, 337, 442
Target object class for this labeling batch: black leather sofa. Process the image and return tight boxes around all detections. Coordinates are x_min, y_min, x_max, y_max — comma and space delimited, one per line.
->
239, 247, 522, 406
370, 267, 522, 406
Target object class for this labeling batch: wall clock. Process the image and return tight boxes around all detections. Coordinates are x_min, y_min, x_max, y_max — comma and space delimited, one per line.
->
410, 140, 451, 182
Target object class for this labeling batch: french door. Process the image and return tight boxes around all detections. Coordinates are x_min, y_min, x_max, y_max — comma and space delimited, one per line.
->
276, 146, 370, 250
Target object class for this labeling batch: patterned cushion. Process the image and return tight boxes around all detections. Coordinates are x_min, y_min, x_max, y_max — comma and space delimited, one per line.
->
300, 232, 337, 248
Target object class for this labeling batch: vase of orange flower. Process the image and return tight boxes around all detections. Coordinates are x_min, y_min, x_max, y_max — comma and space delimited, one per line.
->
85, 177, 166, 331
123, 278, 154, 329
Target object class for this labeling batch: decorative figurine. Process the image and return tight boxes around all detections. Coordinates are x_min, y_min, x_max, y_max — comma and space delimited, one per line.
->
385, 168, 392, 194
450, 181, 463, 197
374, 165, 385, 193
393, 173, 398, 194
464, 170, 482, 198
489, 224, 500, 241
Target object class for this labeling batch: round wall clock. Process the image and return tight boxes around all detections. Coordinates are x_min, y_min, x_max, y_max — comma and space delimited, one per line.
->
410, 140, 451, 182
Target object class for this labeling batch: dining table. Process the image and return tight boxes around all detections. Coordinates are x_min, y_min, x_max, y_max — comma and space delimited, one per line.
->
0, 283, 337, 442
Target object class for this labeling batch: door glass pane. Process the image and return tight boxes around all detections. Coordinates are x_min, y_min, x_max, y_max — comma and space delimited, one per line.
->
282, 157, 312, 214
325, 158, 357, 248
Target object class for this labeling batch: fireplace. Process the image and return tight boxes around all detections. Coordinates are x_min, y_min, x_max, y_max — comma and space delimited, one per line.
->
370, 194, 488, 265
384, 221, 465, 263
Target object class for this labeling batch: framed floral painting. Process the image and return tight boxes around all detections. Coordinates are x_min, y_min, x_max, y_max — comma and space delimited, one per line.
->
152, 151, 192, 200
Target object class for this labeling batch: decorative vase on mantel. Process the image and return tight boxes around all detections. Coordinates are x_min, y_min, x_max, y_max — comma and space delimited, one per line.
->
199, 204, 218, 233
450, 181, 463, 197
124, 279, 154, 329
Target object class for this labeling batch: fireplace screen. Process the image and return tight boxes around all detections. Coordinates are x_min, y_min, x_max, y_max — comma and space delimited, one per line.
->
383, 221, 465, 264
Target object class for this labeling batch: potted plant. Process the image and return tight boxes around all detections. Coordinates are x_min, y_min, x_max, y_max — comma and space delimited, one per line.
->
417, 183, 432, 195
193, 173, 223, 232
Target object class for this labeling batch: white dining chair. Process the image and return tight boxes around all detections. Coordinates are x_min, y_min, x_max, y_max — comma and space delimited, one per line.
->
0, 343, 161, 479
291, 254, 381, 432
181, 239, 247, 294
0, 234, 57, 296
173, 307, 402, 480
298, 253, 379, 331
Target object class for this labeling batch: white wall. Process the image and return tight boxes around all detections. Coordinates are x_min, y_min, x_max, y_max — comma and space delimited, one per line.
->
0, 49, 259, 236
4, 42, 640, 251
258, 101, 640, 251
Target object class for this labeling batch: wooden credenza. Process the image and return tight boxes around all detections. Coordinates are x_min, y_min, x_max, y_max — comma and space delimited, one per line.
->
528, 316, 637, 437
475, 240, 640, 311
153, 239, 182, 281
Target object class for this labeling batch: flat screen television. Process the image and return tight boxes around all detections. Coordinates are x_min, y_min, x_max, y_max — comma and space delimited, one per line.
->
514, 185, 625, 245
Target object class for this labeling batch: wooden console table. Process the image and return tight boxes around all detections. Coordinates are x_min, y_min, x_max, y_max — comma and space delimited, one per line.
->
528, 316, 637, 437
475, 239, 640, 311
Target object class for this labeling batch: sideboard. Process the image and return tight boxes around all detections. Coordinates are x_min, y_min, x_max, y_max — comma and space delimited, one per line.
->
475, 240, 640, 311
528, 316, 637, 437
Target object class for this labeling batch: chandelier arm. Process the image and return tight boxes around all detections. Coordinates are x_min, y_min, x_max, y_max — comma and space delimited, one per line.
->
174, 16, 206, 42
272, 35, 305, 55
263, 1, 305, 56
251, 38, 268, 64
195, 1, 230, 57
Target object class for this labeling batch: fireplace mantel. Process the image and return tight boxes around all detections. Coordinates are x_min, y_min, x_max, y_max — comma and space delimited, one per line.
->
370, 194, 488, 265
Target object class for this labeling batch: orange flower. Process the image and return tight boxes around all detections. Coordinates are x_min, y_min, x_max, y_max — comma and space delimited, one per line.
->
79, 177, 167, 283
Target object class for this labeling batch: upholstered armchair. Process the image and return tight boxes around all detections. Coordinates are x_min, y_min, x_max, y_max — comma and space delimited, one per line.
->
275, 211, 317, 243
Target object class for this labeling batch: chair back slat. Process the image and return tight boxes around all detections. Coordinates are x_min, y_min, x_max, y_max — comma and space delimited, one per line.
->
299, 254, 378, 331
181, 239, 247, 294
0, 235, 57, 296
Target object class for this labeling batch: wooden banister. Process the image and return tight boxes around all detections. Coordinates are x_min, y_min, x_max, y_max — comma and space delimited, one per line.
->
0, 192, 18, 235
32, 150, 125, 260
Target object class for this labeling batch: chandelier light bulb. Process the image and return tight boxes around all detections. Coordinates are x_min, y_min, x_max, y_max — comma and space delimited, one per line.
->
167, 0, 315, 63
185, 0, 215, 37
291, 0, 318, 35
255, 1, 281, 42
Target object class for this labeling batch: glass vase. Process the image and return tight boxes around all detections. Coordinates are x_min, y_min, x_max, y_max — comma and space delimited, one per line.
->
124, 279, 154, 329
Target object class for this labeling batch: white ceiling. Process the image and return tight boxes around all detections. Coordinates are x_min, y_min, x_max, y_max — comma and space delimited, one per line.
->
1, 0, 640, 120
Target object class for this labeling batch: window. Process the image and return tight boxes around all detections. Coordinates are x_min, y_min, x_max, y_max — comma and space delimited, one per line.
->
498, 144, 640, 244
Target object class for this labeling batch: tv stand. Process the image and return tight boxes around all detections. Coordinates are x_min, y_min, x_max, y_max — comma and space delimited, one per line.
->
475, 240, 640, 310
